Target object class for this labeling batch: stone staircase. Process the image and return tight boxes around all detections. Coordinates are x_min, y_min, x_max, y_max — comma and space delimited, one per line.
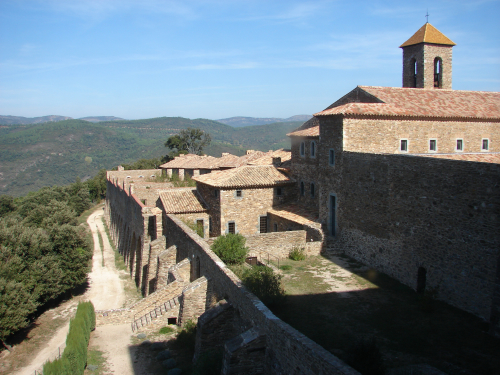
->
131, 294, 182, 331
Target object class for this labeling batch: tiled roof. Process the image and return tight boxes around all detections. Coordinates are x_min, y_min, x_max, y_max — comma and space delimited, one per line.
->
159, 188, 208, 213
218, 151, 267, 168
268, 203, 319, 225
159, 154, 225, 170
400, 23, 456, 48
248, 149, 292, 165
193, 165, 295, 188
418, 153, 500, 164
287, 117, 321, 137
314, 86, 500, 120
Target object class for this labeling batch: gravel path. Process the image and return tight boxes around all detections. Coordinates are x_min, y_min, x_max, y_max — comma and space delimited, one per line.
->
12, 208, 129, 375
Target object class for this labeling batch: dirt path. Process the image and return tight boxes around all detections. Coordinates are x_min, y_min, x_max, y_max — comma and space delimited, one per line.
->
11, 208, 129, 375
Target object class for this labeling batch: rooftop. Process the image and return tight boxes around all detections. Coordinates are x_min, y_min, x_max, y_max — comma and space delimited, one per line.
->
193, 165, 295, 189
315, 86, 500, 120
159, 188, 208, 213
400, 23, 456, 48
287, 117, 320, 138
268, 203, 319, 225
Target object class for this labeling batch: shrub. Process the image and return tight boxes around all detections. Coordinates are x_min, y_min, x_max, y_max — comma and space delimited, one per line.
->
288, 246, 306, 261
43, 301, 95, 375
211, 233, 248, 265
242, 266, 285, 306
280, 265, 292, 271
172, 320, 197, 353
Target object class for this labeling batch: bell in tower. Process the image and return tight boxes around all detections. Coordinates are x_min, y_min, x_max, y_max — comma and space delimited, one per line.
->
400, 23, 456, 89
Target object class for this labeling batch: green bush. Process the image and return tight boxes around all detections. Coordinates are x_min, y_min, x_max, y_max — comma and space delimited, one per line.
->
288, 246, 306, 261
211, 233, 248, 265
172, 320, 197, 353
280, 265, 292, 271
242, 266, 285, 306
43, 301, 96, 375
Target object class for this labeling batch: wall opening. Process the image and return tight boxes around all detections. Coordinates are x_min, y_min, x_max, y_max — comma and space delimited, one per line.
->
228, 221, 235, 234
411, 58, 417, 88
260, 216, 268, 233
168, 317, 177, 325
417, 267, 427, 293
148, 216, 157, 241
329, 194, 336, 236
434, 57, 442, 88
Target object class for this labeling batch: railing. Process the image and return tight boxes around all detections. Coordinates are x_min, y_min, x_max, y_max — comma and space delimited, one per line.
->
247, 248, 280, 270
131, 295, 181, 332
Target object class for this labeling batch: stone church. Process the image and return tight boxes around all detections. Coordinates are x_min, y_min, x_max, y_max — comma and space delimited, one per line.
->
104, 21, 500, 356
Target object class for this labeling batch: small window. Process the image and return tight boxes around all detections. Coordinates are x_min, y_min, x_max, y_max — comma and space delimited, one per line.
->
235, 190, 242, 198
456, 139, 463, 151
310, 182, 315, 198
329, 149, 335, 166
260, 216, 268, 233
482, 139, 489, 151
276, 187, 282, 196
400, 139, 408, 152
300, 181, 305, 196
209, 217, 212, 233
214, 190, 219, 198
300, 142, 305, 156
429, 139, 437, 152
310, 141, 316, 158
228, 222, 235, 234
273, 223, 278, 232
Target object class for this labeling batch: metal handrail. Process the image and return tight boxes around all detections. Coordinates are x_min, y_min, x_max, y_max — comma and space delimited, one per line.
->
131, 295, 180, 331
247, 248, 280, 269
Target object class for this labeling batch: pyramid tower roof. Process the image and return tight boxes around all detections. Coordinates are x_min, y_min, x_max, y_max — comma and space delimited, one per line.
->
400, 23, 456, 48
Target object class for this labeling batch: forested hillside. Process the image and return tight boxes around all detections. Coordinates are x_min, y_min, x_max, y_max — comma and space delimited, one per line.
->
0, 117, 302, 197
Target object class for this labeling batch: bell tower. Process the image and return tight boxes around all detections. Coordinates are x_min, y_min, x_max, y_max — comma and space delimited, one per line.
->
400, 23, 455, 89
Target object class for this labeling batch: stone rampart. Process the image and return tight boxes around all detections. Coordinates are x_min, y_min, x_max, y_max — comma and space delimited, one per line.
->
164, 213, 359, 374
245, 230, 308, 258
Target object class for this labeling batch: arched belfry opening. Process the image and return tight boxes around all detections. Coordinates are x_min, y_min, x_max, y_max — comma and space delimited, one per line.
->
434, 57, 443, 88
400, 23, 455, 89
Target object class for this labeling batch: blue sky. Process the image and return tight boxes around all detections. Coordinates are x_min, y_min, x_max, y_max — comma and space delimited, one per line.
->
1, 0, 499, 120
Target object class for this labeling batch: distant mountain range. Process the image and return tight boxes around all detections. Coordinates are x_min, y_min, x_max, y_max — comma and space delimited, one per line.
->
0, 115, 126, 125
0, 114, 312, 127
216, 115, 312, 127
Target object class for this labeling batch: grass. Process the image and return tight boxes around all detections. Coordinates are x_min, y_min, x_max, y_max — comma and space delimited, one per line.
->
84, 346, 108, 375
269, 254, 500, 375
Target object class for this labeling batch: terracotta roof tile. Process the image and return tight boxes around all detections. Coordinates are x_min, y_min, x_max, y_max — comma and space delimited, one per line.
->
418, 153, 500, 164
159, 188, 208, 213
287, 117, 320, 137
193, 165, 294, 188
287, 126, 320, 137
400, 23, 456, 48
268, 203, 319, 225
248, 149, 292, 165
315, 86, 500, 120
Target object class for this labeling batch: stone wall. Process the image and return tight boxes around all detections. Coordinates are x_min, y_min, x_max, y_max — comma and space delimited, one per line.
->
245, 230, 313, 259
321, 151, 500, 323
343, 118, 499, 154
163, 213, 359, 374
290, 136, 320, 212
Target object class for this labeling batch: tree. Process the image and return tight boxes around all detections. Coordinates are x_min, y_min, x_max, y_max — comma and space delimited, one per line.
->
211, 233, 248, 265
164, 128, 211, 159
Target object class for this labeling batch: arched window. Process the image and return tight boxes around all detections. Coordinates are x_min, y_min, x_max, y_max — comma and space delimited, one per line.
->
410, 58, 417, 88
434, 57, 442, 88
310, 141, 316, 158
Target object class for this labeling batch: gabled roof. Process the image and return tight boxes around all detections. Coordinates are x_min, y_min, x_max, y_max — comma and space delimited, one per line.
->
159, 188, 208, 213
193, 165, 294, 189
268, 203, 319, 225
314, 86, 500, 120
400, 23, 456, 48
287, 117, 320, 137
247, 149, 292, 165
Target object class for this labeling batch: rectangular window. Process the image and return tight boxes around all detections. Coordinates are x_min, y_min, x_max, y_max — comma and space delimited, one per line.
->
329, 149, 335, 166
310, 183, 315, 198
300, 182, 305, 196
214, 189, 219, 198
273, 223, 278, 232
276, 187, 282, 196
310, 141, 316, 158
228, 222, 235, 234
400, 139, 408, 152
429, 139, 437, 152
300, 142, 305, 156
482, 139, 489, 151
236, 190, 242, 198
456, 139, 463, 151
260, 216, 268, 233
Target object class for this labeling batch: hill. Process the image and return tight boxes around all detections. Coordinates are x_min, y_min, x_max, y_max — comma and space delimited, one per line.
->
217, 115, 312, 127
79, 116, 126, 122
0, 115, 72, 125
0, 117, 303, 197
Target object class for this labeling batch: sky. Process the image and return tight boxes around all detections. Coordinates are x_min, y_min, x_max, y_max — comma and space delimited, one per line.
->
1, 0, 499, 120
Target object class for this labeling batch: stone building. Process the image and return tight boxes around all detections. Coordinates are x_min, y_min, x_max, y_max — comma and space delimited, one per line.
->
287, 22, 500, 335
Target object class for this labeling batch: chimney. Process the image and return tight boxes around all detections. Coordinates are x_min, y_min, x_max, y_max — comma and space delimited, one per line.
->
272, 157, 282, 167
222, 152, 230, 157
129, 183, 135, 195
117, 165, 124, 171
